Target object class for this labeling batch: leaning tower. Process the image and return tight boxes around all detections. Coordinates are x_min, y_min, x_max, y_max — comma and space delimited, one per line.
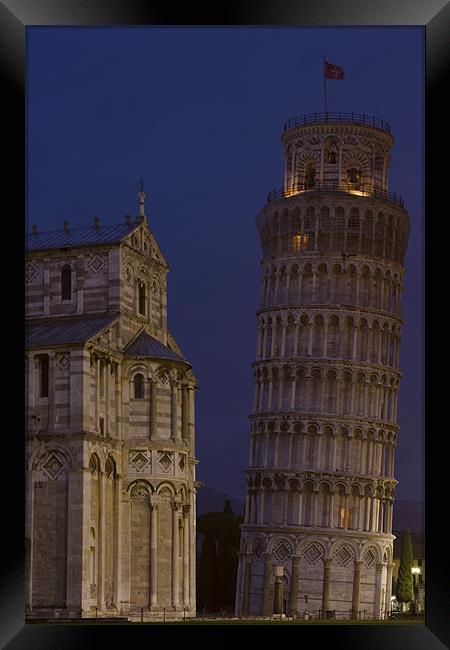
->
235, 112, 410, 620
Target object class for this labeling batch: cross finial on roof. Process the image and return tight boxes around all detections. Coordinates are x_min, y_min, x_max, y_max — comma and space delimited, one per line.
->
138, 177, 146, 217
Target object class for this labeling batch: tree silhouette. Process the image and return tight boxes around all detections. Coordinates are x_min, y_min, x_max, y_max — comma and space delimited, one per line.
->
396, 529, 414, 608
196, 501, 243, 612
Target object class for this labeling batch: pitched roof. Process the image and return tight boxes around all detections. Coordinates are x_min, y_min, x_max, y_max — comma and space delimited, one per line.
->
26, 222, 139, 251
124, 330, 184, 361
26, 315, 117, 348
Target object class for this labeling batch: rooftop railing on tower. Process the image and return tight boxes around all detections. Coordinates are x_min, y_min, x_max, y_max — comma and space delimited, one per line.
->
283, 112, 391, 133
266, 181, 404, 207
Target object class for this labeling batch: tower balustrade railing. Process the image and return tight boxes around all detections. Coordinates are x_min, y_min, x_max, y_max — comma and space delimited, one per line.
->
266, 181, 404, 208
283, 112, 391, 133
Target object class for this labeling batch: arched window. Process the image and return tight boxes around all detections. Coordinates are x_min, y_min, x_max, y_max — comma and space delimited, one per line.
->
37, 354, 49, 398
138, 282, 146, 315
133, 373, 144, 399
304, 161, 316, 189
61, 264, 72, 300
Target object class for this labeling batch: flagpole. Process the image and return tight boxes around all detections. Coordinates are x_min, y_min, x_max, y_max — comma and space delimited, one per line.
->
323, 57, 328, 114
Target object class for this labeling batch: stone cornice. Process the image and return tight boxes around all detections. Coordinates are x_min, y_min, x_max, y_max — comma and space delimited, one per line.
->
255, 304, 404, 327
241, 522, 395, 542
281, 122, 394, 146
252, 357, 403, 379
245, 468, 397, 488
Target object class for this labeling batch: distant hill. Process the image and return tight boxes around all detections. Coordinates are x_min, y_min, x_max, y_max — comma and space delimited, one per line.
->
196, 488, 424, 533
196, 486, 245, 516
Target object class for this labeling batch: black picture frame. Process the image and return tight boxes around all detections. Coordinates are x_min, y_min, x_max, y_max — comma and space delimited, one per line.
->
2, 1, 448, 648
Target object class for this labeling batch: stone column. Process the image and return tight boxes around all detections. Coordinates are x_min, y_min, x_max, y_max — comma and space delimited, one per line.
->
267, 379, 273, 411
182, 385, 189, 440
331, 434, 337, 469
328, 491, 335, 527
242, 554, 252, 617
150, 380, 157, 440
150, 503, 158, 607
290, 378, 296, 410
113, 474, 123, 610
374, 563, 384, 618
351, 560, 363, 618
258, 489, 265, 524
65, 466, 85, 616
293, 322, 299, 356
271, 321, 277, 357
189, 492, 196, 613
289, 556, 300, 615
235, 551, 245, 616
379, 501, 385, 533
274, 432, 280, 468
282, 489, 289, 524
256, 324, 262, 358
273, 574, 284, 614
345, 435, 352, 471
323, 320, 329, 357
355, 271, 361, 307
170, 381, 178, 441
183, 505, 190, 606
262, 553, 273, 616
371, 497, 378, 532
171, 502, 180, 607
287, 432, 294, 469
316, 433, 322, 471
281, 323, 287, 357
352, 325, 358, 360
358, 496, 365, 531
297, 490, 303, 526
119, 491, 131, 613
364, 495, 371, 531
385, 562, 394, 615
98, 470, 106, 610
264, 433, 270, 467
313, 489, 319, 526
307, 323, 314, 356
367, 439, 374, 475
277, 376, 284, 409
350, 377, 356, 414
322, 558, 332, 613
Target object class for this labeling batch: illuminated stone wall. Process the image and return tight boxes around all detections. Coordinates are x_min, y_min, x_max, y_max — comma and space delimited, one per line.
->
236, 117, 410, 619
25, 215, 198, 621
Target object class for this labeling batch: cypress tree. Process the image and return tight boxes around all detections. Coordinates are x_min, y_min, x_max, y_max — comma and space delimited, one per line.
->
396, 530, 414, 607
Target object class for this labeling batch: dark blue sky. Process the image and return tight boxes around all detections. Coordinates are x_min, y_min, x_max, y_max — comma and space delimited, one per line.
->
27, 26, 424, 503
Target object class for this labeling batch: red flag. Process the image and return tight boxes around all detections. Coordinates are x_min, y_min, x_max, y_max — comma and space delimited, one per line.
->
324, 61, 345, 80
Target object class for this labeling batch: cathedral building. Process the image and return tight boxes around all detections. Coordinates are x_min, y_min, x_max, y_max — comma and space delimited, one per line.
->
25, 187, 198, 620
235, 113, 410, 619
